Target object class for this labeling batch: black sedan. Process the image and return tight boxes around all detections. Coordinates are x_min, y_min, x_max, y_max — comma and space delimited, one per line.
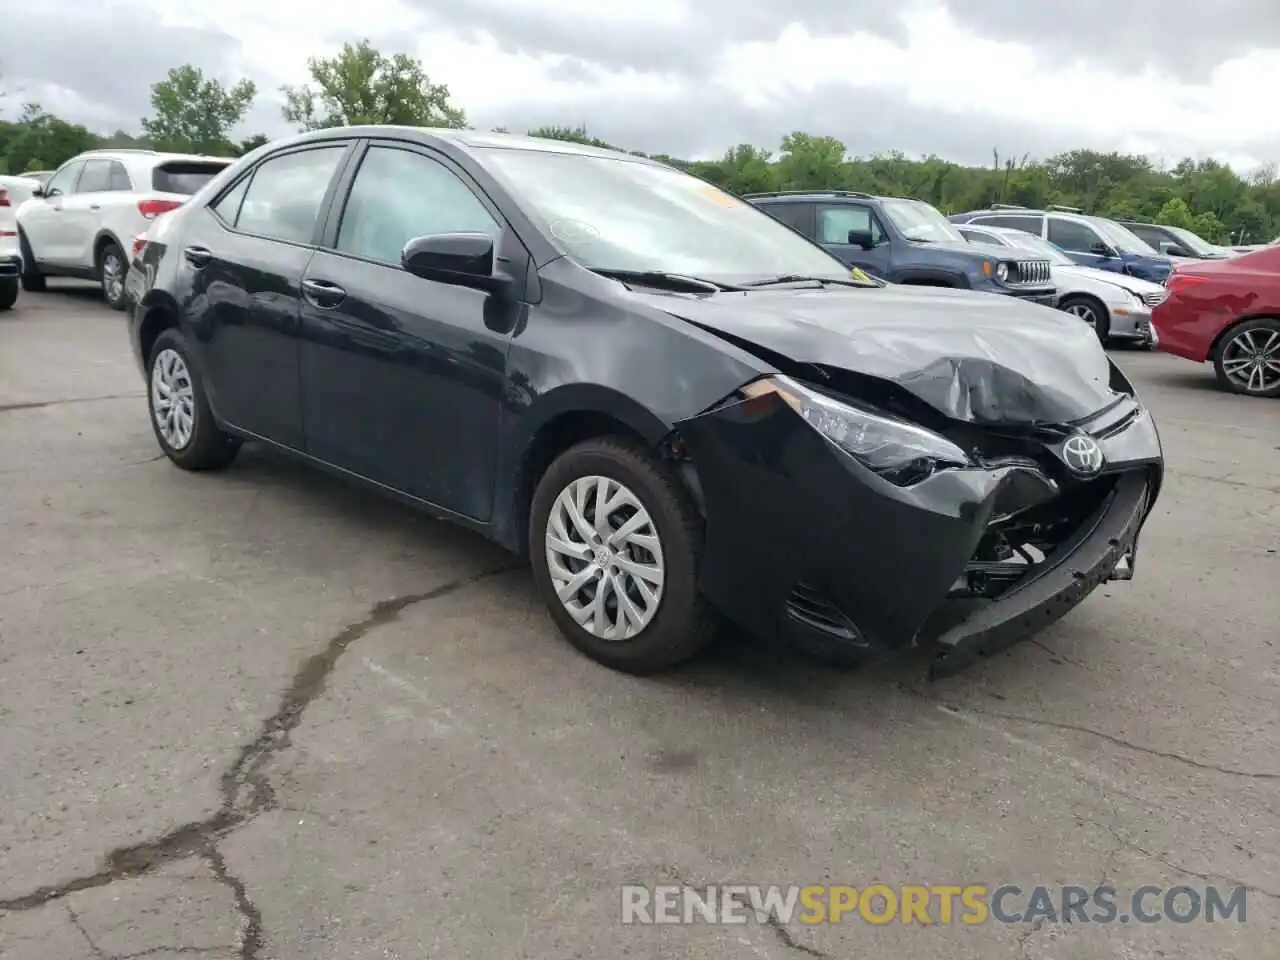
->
124, 127, 1164, 677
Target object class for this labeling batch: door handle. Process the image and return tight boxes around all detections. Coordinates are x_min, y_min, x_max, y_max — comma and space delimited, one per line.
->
88, 204, 101, 211
183, 246, 212, 268
301, 278, 346, 308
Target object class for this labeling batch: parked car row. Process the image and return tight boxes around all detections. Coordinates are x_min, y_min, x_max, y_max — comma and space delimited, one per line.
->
9, 148, 233, 311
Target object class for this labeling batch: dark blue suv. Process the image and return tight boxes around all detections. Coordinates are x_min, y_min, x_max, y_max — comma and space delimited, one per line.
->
747, 191, 1057, 305
948, 205, 1173, 284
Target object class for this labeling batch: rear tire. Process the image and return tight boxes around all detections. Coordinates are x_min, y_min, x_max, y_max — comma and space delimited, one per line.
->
0, 279, 17, 311
1213, 317, 1280, 398
19, 231, 45, 292
147, 329, 241, 470
528, 436, 718, 673
99, 241, 128, 311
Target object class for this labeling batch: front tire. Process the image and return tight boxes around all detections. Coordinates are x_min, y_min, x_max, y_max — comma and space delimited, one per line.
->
1060, 295, 1111, 344
0, 279, 17, 311
99, 241, 128, 311
19, 231, 45, 292
528, 436, 718, 673
1213, 317, 1280, 397
148, 329, 241, 470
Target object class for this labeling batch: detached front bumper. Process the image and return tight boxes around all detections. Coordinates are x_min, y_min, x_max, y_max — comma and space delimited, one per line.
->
677, 390, 1162, 674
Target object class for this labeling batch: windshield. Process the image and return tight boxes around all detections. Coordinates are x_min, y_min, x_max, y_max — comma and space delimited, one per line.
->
1001, 232, 1075, 266
1091, 217, 1160, 256
478, 148, 853, 282
880, 198, 966, 243
1165, 226, 1215, 255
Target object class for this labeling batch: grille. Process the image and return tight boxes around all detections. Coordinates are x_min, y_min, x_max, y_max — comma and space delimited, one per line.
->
1011, 259, 1051, 285
1141, 291, 1167, 308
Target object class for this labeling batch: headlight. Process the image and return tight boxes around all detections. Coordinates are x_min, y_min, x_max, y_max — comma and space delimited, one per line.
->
995, 262, 1009, 282
742, 376, 971, 485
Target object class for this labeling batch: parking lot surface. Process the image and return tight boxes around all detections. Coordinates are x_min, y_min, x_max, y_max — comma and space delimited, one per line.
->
1, 284, 1277, 959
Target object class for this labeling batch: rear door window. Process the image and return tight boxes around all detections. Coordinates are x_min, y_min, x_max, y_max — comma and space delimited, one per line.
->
75, 159, 113, 193
971, 214, 1043, 233
233, 147, 347, 245
759, 201, 814, 238
817, 204, 875, 244
152, 161, 234, 196
108, 161, 133, 191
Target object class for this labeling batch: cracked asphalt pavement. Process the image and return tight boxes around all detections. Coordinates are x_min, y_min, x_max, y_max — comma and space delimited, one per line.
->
2, 284, 1277, 959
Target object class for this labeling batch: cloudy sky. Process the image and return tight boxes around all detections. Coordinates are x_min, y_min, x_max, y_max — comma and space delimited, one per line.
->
2, 0, 1279, 171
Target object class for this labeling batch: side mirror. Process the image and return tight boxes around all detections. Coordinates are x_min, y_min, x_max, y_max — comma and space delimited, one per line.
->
1166, 245, 1191, 257
401, 233, 510, 294
846, 229, 874, 250
31, 186, 45, 198
1089, 240, 1116, 258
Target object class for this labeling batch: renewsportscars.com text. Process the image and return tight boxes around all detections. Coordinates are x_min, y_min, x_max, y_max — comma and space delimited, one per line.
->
621, 884, 1249, 926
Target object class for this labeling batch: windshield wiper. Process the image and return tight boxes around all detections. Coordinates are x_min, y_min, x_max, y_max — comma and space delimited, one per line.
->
740, 274, 880, 289
590, 268, 743, 293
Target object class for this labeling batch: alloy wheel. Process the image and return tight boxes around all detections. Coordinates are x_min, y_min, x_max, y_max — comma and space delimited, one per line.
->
102, 250, 125, 304
1220, 328, 1280, 394
151, 348, 196, 450
1064, 301, 1098, 330
544, 475, 665, 639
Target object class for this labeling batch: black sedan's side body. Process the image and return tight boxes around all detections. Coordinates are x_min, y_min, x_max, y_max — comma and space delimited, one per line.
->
126, 127, 1163, 677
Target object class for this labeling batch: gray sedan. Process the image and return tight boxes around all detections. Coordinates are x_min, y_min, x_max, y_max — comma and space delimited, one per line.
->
957, 223, 1163, 346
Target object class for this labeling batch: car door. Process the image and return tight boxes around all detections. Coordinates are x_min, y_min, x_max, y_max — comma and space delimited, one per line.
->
815, 203, 891, 276
1047, 216, 1115, 271
297, 140, 518, 521
179, 143, 353, 449
60, 158, 113, 269
20, 159, 84, 262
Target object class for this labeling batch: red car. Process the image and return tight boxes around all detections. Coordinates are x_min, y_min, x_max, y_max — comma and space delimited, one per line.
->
1152, 245, 1280, 397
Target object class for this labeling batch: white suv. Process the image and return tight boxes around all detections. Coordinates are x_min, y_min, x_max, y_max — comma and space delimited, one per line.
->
16, 149, 233, 310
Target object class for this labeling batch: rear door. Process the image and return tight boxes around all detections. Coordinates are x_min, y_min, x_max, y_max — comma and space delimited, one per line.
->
815, 202, 891, 276
178, 143, 353, 448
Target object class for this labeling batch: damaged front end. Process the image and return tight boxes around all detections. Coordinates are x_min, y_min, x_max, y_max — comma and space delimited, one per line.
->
674, 367, 1163, 678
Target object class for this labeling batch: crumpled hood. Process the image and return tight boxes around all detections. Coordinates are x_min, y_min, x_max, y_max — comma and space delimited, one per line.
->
632, 284, 1120, 425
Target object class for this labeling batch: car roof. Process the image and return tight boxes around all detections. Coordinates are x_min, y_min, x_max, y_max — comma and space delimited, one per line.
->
743, 191, 916, 203
264, 125, 662, 165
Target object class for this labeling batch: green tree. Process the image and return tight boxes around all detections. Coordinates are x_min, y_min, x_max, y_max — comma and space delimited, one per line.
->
527, 124, 614, 148
0, 103, 101, 173
141, 65, 256, 156
774, 132, 848, 190
281, 40, 465, 131
237, 133, 270, 155
1155, 197, 1197, 230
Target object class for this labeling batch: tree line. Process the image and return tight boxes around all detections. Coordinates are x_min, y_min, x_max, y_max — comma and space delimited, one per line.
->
3, 39, 1277, 244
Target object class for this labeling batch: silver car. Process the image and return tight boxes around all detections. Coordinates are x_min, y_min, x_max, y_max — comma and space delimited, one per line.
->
956, 223, 1163, 346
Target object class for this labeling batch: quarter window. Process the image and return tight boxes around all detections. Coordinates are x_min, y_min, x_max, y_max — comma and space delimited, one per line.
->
211, 176, 251, 227
1047, 217, 1103, 253
760, 202, 814, 237
336, 146, 500, 266
108, 161, 133, 191
233, 147, 347, 245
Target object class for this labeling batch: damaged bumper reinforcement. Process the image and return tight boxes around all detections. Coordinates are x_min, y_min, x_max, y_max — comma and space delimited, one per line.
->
676, 383, 1162, 676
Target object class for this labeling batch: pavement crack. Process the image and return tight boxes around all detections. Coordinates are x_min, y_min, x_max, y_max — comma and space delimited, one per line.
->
114, 947, 230, 959
761, 914, 829, 957
0, 562, 523, 918
0, 393, 144, 413
65, 902, 108, 958
1116, 832, 1280, 901
203, 842, 263, 960
901, 684, 1280, 781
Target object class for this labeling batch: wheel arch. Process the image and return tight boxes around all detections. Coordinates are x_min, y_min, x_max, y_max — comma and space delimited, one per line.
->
136, 289, 183, 366
1208, 313, 1280, 361
92, 229, 127, 275
493, 384, 692, 554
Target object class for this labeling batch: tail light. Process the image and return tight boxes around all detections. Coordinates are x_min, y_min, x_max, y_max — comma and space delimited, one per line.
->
137, 197, 183, 219
1165, 273, 1210, 297
0, 187, 10, 207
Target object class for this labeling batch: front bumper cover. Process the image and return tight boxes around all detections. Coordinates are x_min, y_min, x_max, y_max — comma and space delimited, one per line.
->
676, 389, 1162, 674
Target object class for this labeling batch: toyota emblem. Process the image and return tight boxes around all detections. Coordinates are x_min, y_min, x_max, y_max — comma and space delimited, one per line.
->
1062, 434, 1105, 476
